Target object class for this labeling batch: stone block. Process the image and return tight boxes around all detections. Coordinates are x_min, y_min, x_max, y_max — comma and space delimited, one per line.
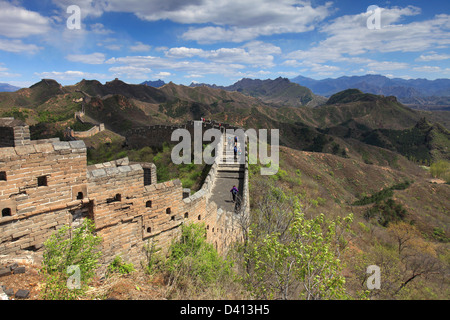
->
91, 168, 106, 177
69, 140, 86, 150
13, 266, 25, 274
4, 288, 14, 296
14, 289, 29, 299
14, 144, 36, 156
0, 267, 11, 277
33, 143, 54, 153
52, 141, 71, 151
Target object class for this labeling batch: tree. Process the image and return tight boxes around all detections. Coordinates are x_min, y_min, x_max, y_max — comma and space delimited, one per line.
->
387, 222, 441, 295
244, 203, 353, 300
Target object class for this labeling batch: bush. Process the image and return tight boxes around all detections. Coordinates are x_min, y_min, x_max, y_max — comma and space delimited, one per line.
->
430, 160, 450, 183
107, 256, 135, 275
364, 198, 408, 227
40, 219, 102, 300
165, 223, 233, 289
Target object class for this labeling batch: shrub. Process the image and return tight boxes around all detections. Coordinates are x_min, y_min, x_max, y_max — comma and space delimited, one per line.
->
165, 223, 233, 288
364, 198, 408, 227
40, 219, 102, 300
430, 160, 450, 183
107, 256, 135, 275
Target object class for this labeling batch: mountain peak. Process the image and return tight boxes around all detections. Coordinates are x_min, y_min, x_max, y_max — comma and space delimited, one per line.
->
30, 79, 62, 89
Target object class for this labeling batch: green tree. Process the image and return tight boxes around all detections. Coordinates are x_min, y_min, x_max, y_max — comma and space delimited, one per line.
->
244, 204, 353, 300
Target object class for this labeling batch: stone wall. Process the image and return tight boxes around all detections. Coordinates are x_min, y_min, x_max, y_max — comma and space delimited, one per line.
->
0, 139, 88, 255
65, 123, 105, 140
0, 118, 247, 270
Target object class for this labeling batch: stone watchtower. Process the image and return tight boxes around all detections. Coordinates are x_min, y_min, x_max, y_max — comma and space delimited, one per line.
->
0, 118, 31, 147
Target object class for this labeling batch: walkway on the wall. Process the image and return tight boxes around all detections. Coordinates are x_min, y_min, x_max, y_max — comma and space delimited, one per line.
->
210, 134, 246, 213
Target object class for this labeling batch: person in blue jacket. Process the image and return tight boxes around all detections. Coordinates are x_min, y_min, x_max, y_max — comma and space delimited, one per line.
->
230, 185, 238, 202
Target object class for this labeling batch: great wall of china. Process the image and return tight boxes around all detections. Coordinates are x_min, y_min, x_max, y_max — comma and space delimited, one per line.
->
0, 117, 249, 268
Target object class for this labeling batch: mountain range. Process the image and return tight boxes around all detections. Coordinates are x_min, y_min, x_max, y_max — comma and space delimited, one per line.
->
0, 83, 21, 92
0, 77, 448, 165
290, 74, 450, 108
138, 74, 450, 108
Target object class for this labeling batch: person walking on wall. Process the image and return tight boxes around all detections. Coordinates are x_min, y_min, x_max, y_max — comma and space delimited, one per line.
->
230, 185, 238, 202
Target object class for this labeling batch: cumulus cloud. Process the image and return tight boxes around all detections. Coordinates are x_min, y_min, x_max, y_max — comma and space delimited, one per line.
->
52, 0, 331, 43
0, 1, 51, 38
284, 6, 450, 75
165, 41, 281, 67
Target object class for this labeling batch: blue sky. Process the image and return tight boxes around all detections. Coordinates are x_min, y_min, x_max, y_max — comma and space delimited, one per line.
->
0, 0, 449, 87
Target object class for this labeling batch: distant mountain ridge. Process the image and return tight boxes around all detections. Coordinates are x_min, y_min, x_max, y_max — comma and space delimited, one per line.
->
190, 77, 326, 107
0, 77, 448, 163
141, 79, 166, 88
290, 74, 450, 107
0, 83, 21, 92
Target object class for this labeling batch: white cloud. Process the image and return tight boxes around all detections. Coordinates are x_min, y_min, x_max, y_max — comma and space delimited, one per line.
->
0, 38, 42, 53
109, 65, 152, 79
412, 66, 442, 73
154, 71, 172, 78
51, 0, 105, 18
105, 44, 122, 51
52, 0, 331, 43
285, 6, 450, 65
0, 1, 51, 38
106, 54, 247, 79
90, 23, 114, 35
129, 42, 152, 52
34, 70, 109, 80
165, 41, 281, 68
180, 1, 332, 43
366, 61, 409, 71
0, 63, 20, 78
416, 53, 450, 61
66, 52, 106, 64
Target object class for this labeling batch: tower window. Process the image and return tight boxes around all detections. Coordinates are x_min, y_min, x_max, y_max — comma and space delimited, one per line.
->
146, 200, 152, 208
166, 208, 171, 215
2, 208, 11, 217
0, 171, 6, 181
37, 176, 47, 187
76, 192, 84, 200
